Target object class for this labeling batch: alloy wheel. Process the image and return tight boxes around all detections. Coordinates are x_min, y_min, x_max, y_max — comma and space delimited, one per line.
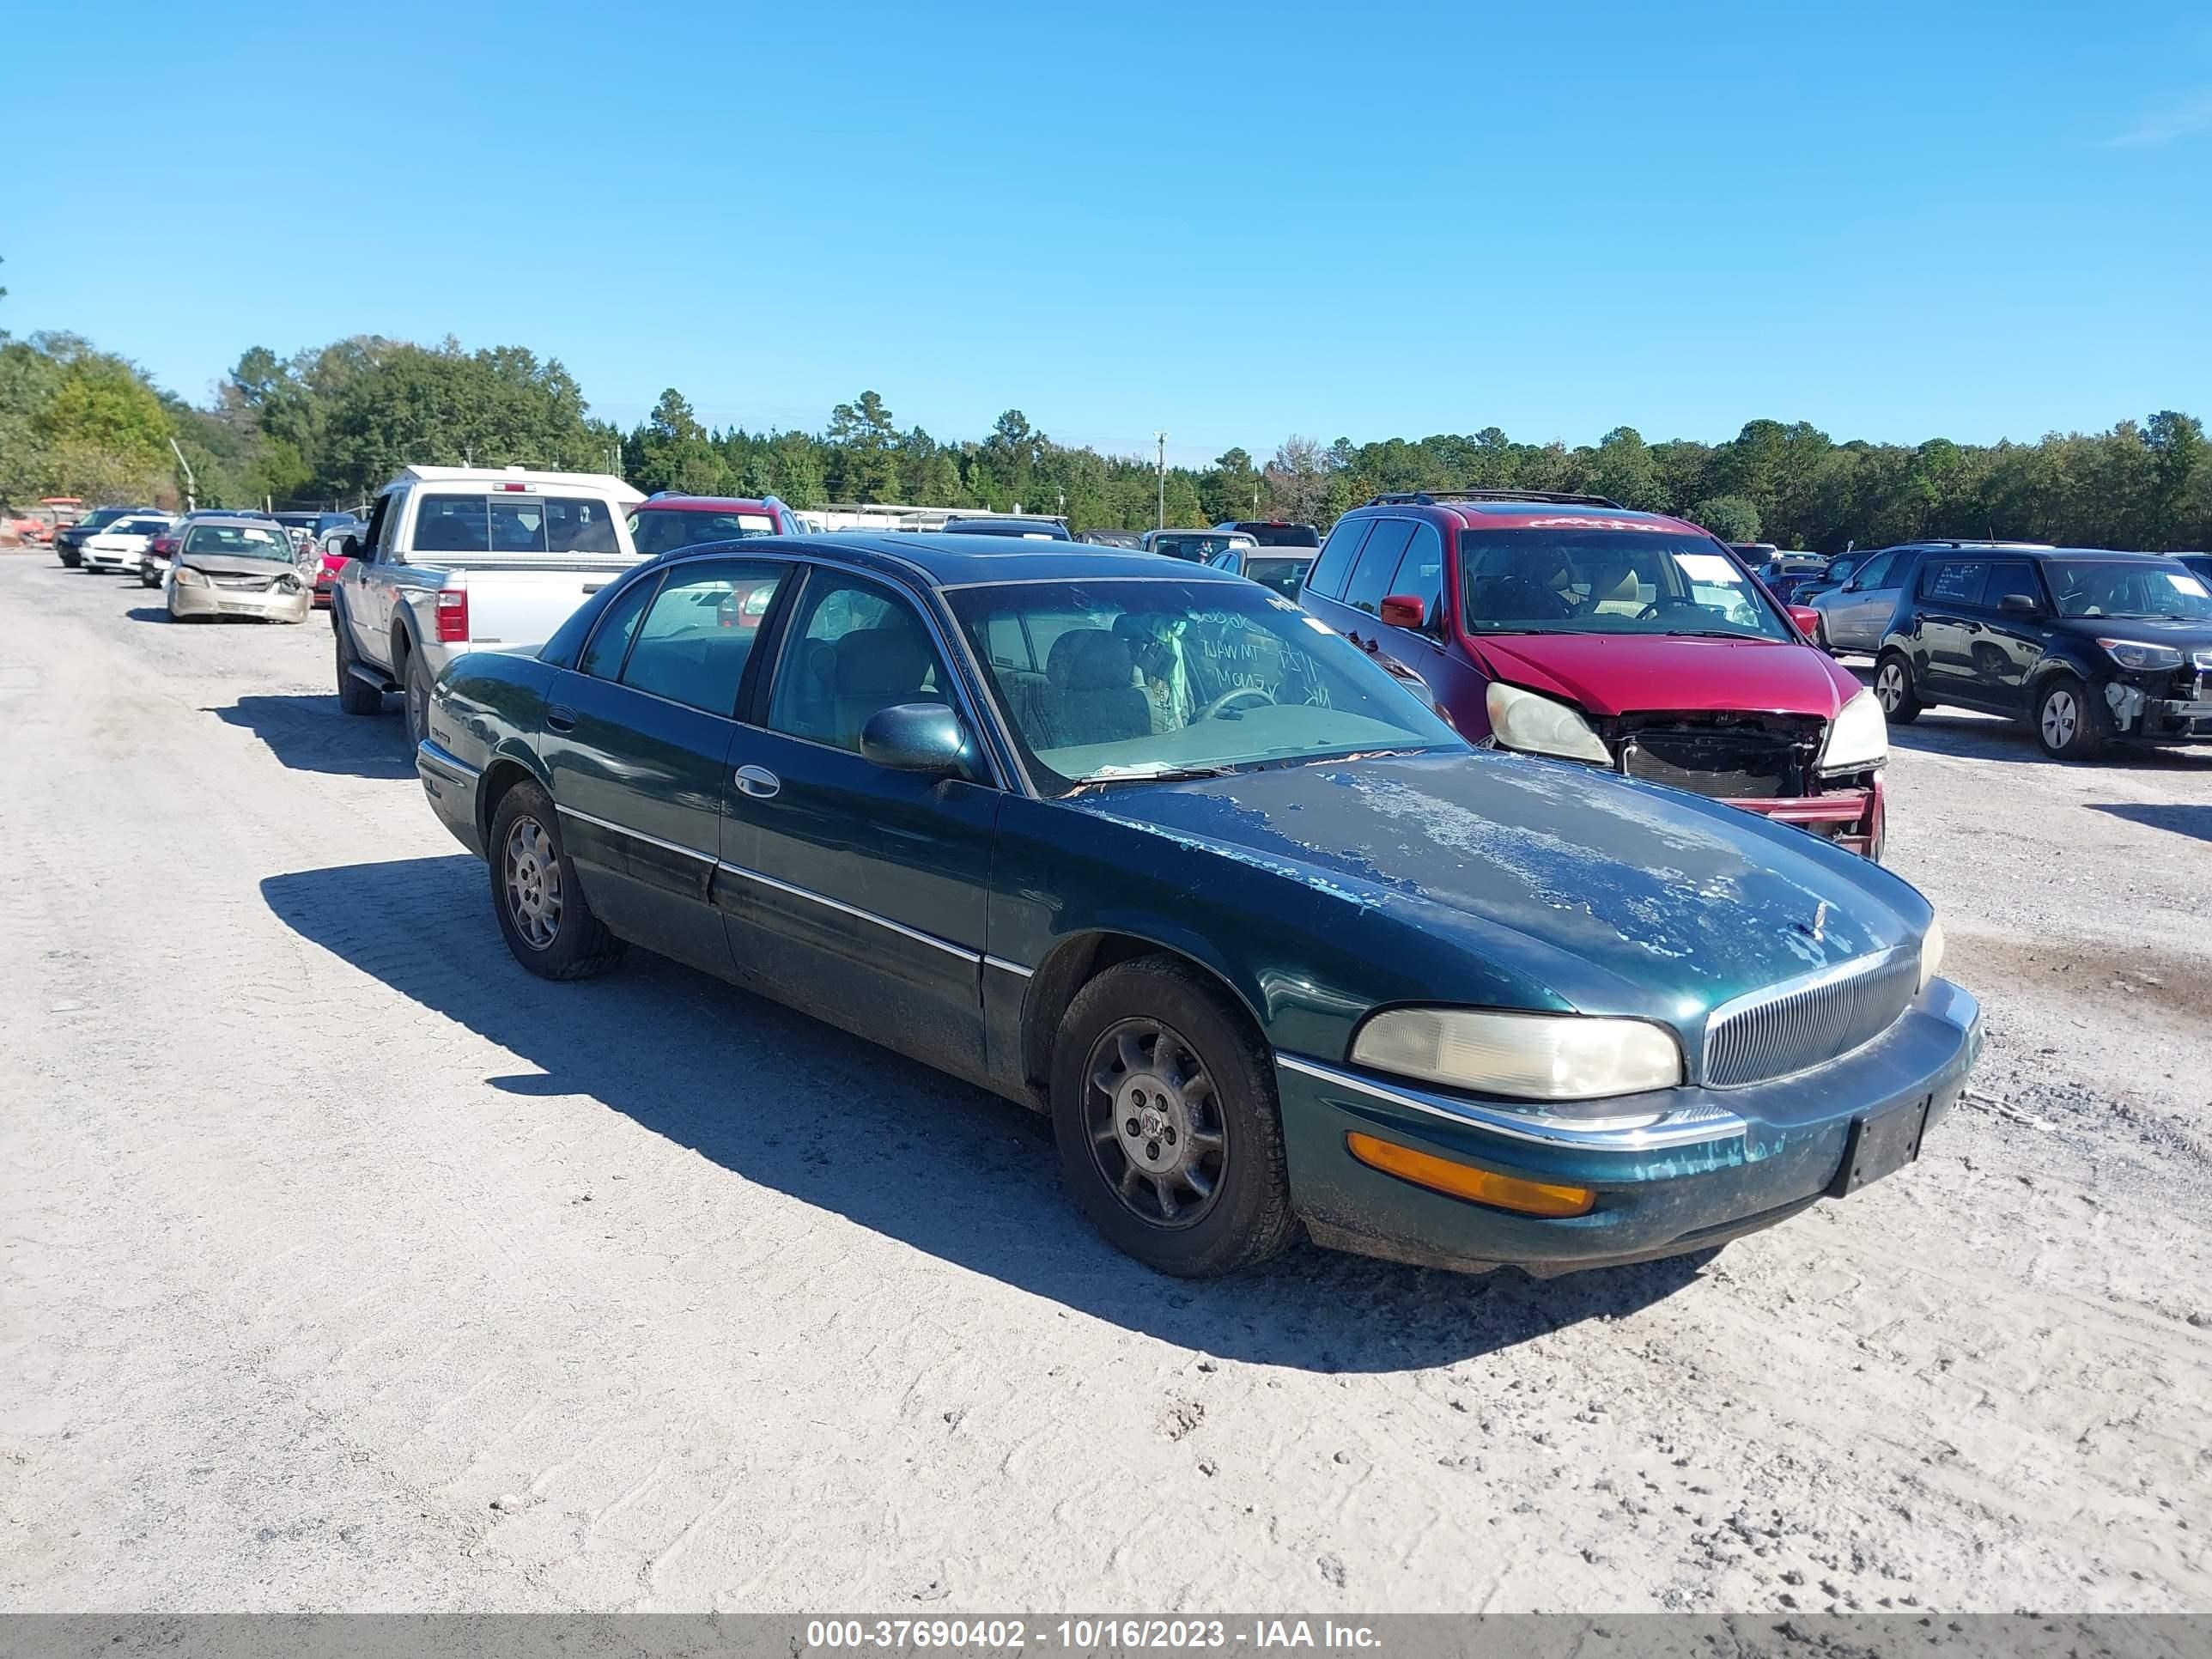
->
1875, 661, 1906, 713
2041, 688, 2078, 750
502, 817, 563, 949
1082, 1018, 1227, 1230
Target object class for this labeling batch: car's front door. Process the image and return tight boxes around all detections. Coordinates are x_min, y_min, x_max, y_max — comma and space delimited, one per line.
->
539, 556, 794, 978
1963, 559, 2049, 714
344, 489, 402, 663
720, 568, 1000, 1084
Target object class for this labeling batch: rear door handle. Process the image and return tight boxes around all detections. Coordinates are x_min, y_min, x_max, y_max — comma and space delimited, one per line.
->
545, 704, 577, 732
734, 764, 781, 799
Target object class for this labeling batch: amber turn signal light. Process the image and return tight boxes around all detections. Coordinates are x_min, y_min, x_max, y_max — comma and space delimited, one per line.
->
1346, 1132, 1596, 1218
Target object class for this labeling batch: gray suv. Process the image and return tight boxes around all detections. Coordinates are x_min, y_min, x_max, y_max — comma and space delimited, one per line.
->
1809, 540, 2051, 653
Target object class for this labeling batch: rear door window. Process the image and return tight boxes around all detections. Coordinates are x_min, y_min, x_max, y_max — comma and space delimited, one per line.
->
618, 560, 791, 715
1341, 519, 1417, 616
1922, 561, 1987, 605
414, 495, 491, 554
1305, 518, 1370, 599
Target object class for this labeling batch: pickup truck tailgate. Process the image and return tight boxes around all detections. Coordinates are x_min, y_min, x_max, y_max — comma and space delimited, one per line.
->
453, 559, 639, 648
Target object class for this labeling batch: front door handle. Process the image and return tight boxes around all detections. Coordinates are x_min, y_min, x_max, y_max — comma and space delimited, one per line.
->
545, 704, 577, 732
734, 764, 781, 799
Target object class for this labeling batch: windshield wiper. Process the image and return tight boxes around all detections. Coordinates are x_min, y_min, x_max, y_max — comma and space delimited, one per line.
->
1070, 763, 1240, 787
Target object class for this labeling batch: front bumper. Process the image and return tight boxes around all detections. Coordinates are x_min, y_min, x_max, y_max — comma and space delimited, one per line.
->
1276, 977, 1981, 1275
169, 579, 313, 622
80, 549, 137, 572
1723, 775, 1884, 858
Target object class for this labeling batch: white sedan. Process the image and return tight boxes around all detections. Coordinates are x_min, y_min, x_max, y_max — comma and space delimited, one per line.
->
77, 513, 177, 574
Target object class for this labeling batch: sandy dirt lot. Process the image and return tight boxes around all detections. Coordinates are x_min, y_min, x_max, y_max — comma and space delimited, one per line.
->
2, 552, 2207, 1613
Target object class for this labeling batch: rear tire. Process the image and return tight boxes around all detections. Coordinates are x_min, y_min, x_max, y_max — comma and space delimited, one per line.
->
488, 781, 625, 980
58, 549, 79, 568
1049, 957, 1297, 1278
334, 617, 384, 715
1873, 651, 1922, 724
2034, 675, 2106, 760
139, 569, 159, 588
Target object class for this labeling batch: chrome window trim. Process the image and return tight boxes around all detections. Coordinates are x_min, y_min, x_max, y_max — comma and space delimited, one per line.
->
714, 859, 981, 964
1277, 1053, 1747, 1152
555, 803, 716, 866
934, 572, 1243, 592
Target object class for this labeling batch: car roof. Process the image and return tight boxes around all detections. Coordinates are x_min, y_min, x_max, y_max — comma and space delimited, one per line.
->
1351, 499, 1710, 535
671, 532, 1241, 590
184, 514, 288, 530
636, 495, 781, 512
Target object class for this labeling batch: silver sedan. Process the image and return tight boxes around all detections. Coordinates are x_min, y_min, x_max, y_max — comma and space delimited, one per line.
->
164, 519, 313, 623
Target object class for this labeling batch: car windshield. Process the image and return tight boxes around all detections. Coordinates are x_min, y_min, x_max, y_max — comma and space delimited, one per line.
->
78, 508, 131, 531
1149, 532, 1239, 561
184, 525, 293, 560
948, 576, 1459, 793
1459, 527, 1791, 641
2045, 559, 2212, 621
1243, 556, 1313, 599
1235, 523, 1321, 548
629, 507, 776, 556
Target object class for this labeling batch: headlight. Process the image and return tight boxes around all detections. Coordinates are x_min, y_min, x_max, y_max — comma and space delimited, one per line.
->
1352, 1007, 1683, 1101
1485, 682, 1612, 765
2095, 638, 2185, 672
1819, 687, 1887, 772
173, 567, 207, 586
1917, 918, 1945, 994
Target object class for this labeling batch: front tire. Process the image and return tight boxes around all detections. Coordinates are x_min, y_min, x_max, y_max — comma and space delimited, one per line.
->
1873, 651, 1922, 724
1050, 957, 1297, 1278
2034, 675, 2106, 760
140, 568, 160, 588
58, 549, 79, 568
403, 647, 433, 749
488, 781, 624, 980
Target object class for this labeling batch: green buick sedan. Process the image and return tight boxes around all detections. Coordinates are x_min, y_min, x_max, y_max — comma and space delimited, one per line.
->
415, 536, 1981, 1279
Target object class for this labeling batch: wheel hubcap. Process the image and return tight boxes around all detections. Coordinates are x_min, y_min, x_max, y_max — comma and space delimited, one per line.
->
2043, 690, 2076, 747
1084, 1018, 1226, 1230
1876, 663, 1903, 711
502, 817, 562, 949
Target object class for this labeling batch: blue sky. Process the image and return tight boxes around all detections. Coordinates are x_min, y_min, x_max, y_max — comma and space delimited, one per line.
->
7, 0, 2209, 465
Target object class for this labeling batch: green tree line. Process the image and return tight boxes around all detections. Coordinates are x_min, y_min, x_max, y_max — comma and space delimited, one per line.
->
4, 313, 2207, 553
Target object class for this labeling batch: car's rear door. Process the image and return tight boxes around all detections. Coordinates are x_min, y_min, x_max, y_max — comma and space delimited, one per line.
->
1826, 551, 1894, 648
716, 565, 999, 1082
1964, 560, 2049, 713
1913, 559, 1988, 700
539, 556, 793, 978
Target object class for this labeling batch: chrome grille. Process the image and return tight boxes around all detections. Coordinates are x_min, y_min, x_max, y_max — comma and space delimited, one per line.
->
1703, 947, 1919, 1087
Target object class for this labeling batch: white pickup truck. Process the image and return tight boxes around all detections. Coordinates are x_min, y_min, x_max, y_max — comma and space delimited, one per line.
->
331, 465, 648, 743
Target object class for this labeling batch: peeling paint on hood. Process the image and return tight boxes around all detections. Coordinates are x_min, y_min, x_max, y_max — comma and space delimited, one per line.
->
1066, 748, 1929, 1007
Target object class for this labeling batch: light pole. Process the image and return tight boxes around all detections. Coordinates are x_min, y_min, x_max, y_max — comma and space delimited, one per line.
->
167, 437, 198, 513
1154, 431, 1168, 531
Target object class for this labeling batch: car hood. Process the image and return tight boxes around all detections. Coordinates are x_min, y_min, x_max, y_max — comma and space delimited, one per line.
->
2051, 616, 2212, 653
1067, 750, 1929, 1013
179, 553, 304, 580
1473, 633, 1862, 719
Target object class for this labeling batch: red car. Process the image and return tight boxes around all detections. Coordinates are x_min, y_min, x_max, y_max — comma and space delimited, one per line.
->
628, 492, 799, 556
1299, 491, 1888, 858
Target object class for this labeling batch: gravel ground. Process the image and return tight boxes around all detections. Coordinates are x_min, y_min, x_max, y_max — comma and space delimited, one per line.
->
3, 552, 2208, 1613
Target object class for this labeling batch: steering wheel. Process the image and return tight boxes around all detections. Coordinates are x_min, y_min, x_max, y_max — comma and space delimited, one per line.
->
1481, 575, 1573, 621
1196, 685, 1273, 721
1636, 595, 1701, 620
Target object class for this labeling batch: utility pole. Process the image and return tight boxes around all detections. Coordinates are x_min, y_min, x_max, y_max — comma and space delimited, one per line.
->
167, 437, 198, 513
1154, 431, 1168, 531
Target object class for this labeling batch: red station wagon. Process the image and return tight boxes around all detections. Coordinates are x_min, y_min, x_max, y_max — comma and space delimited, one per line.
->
1299, 491, 1889, 858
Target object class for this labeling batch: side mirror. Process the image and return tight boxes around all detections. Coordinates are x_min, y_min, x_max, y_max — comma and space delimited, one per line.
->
337, 533, 362, 560
860, 702, 975, 776
1788, 605, 1823, 640
1998, 592, 2040, 617
1378, 592, 1425, 629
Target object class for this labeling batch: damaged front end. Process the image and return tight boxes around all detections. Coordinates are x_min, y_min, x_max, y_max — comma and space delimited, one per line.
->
2100, 651, 2212, 744
1610, 709, 1883, 858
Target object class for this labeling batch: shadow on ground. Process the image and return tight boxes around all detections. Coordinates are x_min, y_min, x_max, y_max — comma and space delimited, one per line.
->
262, 854, 1718, 1372
2088, 802, 2212, 843
210, 693, 408, 779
